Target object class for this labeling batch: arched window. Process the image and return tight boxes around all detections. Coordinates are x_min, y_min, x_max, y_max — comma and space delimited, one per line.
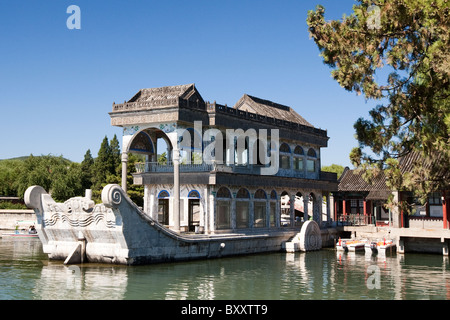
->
129, 131, 154, 154
217, 187, 231, 198
279, 143, 291, 169
236, 188, 250, 199
158, 190, 170, 198
280, 143, 291, 153
270, 190, 277, 200
307, 148, 317, 172
157, 190, 170, 225
188, 190, 200, 198
307, 148, 316, 157
254, 189, 267, 228
216, 187, 231, 229
294, 146, 304, 171
294, 146, 304, 155
254, 189, 267, 199
236, 188, 250, 228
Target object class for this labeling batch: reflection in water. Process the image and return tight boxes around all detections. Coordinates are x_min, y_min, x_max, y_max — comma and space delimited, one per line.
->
1, 238, 450, 300
33, 264, 128, 299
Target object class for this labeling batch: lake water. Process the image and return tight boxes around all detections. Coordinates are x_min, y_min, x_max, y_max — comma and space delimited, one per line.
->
1, 237, 450, 300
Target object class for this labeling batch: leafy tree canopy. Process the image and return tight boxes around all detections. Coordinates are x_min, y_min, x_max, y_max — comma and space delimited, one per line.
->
307, 0, 449, 200
322, 164, 345, 178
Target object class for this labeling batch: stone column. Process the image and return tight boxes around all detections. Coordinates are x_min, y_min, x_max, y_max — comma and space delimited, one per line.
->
121, 152, 128, 193
290, 194, 295, 226
231, 195, 236, 229
173, 148, 180, 232
303, 196, 309, 221
148, 189, 155, 219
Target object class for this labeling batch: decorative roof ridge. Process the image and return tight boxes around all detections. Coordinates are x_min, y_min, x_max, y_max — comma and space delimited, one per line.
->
128, 83, 195, 103
243, 94, 291, 112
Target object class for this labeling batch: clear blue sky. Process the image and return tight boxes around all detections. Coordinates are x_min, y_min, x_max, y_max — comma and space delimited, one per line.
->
0, 0, 376, 167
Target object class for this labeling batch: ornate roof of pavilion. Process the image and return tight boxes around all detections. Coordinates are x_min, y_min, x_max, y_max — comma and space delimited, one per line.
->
128, 83, 204, 104
110, 84, 328, 146
338, 167, 391, 200
233, 94, 314, 128
337, 152, 449, 200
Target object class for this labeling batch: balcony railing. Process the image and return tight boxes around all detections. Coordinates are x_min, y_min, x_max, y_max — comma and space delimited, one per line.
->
135, 162, 213, 173
135, 162, 274, 174
134, 162, 333, 180
337, 214, 375, 226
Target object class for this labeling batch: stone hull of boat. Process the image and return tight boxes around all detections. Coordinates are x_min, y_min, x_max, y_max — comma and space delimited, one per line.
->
24, 184, 321, 265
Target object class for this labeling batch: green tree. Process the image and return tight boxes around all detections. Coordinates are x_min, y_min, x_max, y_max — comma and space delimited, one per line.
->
0, 159, 23, 196
51, 162, 84, 201
307, 0, 449, 201
110, 134, 121, 175
124, 153, 145, 207
157, 151, 167, 165
321, 164, 345, 178
81, 149, 94, 191
15, 155, 84, 202
91, 136, 122, 202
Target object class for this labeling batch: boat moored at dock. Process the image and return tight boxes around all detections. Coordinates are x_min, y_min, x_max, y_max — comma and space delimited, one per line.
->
365, 239, 396, 255
336, 238, 365, 252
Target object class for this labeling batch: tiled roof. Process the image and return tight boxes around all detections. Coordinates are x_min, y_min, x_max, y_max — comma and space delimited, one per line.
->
233, 94, 314, 127
399, 150, 449, 179
337, 151, 448, 199
338, 167, 389, 192
128, 83, 200, 103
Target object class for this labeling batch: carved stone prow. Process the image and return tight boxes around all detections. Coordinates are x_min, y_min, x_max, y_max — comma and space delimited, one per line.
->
24, 186, 54, 246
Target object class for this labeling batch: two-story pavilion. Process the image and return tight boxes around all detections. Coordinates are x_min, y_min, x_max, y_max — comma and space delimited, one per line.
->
109, 84, 337, 234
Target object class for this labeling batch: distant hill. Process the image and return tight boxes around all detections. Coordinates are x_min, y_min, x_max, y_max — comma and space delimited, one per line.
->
0, 155, 73, 162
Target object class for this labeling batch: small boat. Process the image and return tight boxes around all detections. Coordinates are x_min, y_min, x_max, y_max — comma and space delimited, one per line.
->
365, 241, 378, 254
346, 240, 366, 252
377, 239, 396, 255
365, 239, 396, 254
336, 238, 348, 251
336, 238, 366, 252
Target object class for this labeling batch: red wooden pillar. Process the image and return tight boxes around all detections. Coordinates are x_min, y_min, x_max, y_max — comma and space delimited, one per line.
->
363, 199, 367, 224
443, 191, 448, 229
343, 199, 347, 216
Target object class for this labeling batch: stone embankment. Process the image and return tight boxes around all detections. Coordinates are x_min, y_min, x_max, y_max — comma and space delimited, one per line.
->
0, 209, 36, 230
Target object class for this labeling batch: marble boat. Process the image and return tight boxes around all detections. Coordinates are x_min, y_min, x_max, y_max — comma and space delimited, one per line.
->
24, 184, 323, 265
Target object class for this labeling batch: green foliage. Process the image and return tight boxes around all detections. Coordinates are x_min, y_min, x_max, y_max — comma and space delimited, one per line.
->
158, 152, 167, 165
125, 153, 145, 207
0, 134, 145, 205
321, 164, 345, 178
0, 159, 23, 196
307, 0, 450, 199
0, 202, 28, 210
90, 135, 122, 202
81, 149, 94, 191
9, 155, 86, 202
